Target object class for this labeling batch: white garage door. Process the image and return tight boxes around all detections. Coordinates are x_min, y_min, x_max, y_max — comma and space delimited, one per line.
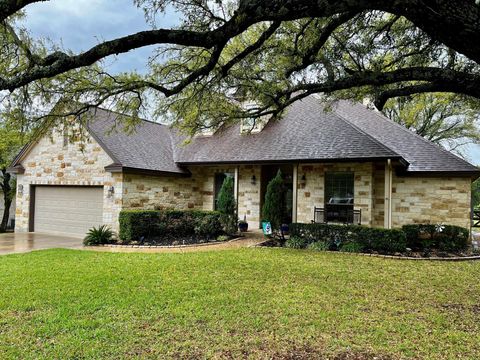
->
34, 186, 104, 237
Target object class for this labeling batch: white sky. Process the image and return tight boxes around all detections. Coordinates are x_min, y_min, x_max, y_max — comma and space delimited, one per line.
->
20, 0, 480, 165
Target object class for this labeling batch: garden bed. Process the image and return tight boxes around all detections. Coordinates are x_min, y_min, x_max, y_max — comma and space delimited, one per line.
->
114, 234, 238, 247
260, 222, 475, 259
92, 235, 242, 248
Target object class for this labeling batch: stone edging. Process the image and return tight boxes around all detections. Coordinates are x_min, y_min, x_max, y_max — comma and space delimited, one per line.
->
253, 240, 480, 261
334, 251, 480, 261
88, 237, 244, 249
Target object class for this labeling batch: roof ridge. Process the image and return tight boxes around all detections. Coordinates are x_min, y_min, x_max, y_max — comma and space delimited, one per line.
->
352, 102, 478, 169
330, 101, 403, 160
91, 105, 169, 128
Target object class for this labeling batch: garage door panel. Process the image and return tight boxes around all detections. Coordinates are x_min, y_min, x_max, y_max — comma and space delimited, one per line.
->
34, 186, 104, 237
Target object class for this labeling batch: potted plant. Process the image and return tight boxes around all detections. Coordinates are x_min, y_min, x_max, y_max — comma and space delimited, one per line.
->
238, 215, 249, 232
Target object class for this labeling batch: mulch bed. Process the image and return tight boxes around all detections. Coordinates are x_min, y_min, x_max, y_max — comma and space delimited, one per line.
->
257, 239, 480, 261
96, 235, 240, 248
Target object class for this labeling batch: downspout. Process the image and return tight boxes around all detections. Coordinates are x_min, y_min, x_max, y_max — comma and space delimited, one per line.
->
234, 166, 239, 219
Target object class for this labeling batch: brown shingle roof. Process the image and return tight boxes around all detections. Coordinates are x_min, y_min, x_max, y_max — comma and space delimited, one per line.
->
13, 96, 477, 177
85, 107, 187, 175
172, 96, 400, 164
334, 100, 479, 174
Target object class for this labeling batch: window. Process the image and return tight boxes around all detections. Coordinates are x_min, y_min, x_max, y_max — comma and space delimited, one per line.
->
325, 172, 354, 223
325, 172, 354, 204
214, 172, 234, 210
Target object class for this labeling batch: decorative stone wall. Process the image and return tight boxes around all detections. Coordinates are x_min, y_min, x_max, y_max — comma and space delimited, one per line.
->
391, 174, 472, 229
14, 125, 123, 233
296, 162, 374, 225
237, 165, 261, 229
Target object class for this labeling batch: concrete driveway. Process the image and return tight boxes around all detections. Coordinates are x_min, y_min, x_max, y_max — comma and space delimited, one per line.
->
0, 232, 83, 255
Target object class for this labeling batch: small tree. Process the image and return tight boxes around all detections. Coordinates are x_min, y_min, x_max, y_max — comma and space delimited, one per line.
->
216, 176, 237, 234
262, 170, 286, 236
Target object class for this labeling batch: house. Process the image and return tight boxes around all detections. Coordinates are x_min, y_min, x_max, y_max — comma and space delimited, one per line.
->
8, 95, 480, 238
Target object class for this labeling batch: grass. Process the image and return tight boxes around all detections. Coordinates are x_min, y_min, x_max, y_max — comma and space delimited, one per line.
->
0, 248, 480, 359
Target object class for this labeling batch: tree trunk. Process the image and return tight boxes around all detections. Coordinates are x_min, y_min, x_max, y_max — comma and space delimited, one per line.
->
0, 170, 12, 233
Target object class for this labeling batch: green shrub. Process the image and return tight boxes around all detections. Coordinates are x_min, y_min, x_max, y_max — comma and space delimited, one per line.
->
217, 235, 230, 242
262, 170, 286, 232
119, 210, 223, 243
290, 223, 406, 254
437, 225, 469, 251
194, 214, 223, 240
340, 242, 365, 253
401, 224, 469, 252
216, 176, 237, 234
284, 236, 307, 249
84, 225, 114, 245
356, 227, 407, 253
118, 210, 160, 242
307, 241, 329, 251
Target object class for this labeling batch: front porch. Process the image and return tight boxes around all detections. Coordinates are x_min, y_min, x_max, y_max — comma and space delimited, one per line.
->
231, 161, 392, 230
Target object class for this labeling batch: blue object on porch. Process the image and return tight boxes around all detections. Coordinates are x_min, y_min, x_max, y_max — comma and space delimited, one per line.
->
262, 222, 272, 235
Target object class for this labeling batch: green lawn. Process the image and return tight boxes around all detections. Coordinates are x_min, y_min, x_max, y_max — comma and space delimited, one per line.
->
1, 249, 479, 359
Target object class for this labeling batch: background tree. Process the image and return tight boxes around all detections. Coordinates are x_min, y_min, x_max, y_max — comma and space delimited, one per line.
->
1, 1, 480, 134
473, 177, 480, 212
382, 93, 480, 155
0, 113, 29, 232
262, 170, 286, 236
216, 176, 237, 235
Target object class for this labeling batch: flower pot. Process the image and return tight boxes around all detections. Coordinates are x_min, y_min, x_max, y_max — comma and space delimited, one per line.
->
238, 222, 249, 232
281, 224, 289, 235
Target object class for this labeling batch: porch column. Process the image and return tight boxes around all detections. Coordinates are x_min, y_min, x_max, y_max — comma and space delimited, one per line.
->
292, 164, 298, 223
234, 166, 239, 215
384, 159, 393, 229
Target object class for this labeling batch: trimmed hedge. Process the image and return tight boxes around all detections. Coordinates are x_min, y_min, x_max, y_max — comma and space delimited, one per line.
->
402, 224, 469, 252
289, 222, 470, 254
119, 210, 223, 243
289, 223, 407, 253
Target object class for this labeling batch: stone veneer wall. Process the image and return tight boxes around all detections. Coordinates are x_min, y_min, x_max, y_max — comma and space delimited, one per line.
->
122, 166, 236, 212
122, 165, 262, 229
391, 174, 472, 229
14, 126, 123, 233
237, 165, 262, 229
296, 162, 374, 225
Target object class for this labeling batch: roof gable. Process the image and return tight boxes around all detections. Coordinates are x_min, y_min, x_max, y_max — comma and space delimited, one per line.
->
85, 108, 187, 175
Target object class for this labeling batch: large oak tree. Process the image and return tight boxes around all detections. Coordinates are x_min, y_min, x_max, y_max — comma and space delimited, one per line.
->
0, 0, 480, 133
